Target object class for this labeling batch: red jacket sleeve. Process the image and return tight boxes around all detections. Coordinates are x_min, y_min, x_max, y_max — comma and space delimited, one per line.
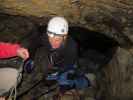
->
0, 42, 21, 58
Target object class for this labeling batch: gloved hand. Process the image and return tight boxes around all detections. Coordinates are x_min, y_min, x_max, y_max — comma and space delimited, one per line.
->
24, 59, 34, 73
67, 70, 78, 80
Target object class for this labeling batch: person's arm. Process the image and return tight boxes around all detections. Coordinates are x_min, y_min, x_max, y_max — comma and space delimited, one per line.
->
0, 42, 29, 60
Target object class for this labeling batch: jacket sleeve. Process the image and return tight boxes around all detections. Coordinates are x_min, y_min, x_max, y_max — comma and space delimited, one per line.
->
0, 42, 21, 58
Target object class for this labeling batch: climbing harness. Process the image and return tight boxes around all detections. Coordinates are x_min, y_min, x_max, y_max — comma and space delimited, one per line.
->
45, 49, 90, 100
24, 58, 34, 73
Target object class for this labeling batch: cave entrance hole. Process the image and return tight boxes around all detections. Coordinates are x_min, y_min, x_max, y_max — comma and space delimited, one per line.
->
69, 26, 119, 73
69, 26, 119, 99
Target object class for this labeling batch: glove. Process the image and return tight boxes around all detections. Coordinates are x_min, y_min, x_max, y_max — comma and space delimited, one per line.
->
24, 59, 34, 73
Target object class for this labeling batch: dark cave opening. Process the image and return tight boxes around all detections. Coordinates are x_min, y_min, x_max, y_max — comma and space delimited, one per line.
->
69, 26, 119, 73
68, 26, 119, 100
69, 26, 118, 54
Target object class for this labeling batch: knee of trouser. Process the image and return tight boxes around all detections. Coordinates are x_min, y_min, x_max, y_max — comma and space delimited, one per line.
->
0, 68, 19, 95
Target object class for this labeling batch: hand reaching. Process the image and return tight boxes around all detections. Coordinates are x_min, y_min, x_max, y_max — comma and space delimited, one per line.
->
16, 47, 29, 60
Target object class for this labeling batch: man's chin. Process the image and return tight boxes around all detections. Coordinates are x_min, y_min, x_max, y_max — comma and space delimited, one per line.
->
52, 44, 60, 49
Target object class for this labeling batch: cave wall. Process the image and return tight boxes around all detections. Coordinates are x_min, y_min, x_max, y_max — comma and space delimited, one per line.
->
103, 47, 133, 100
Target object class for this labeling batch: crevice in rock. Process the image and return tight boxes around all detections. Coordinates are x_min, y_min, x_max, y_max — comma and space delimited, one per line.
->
69, 26, 118, 73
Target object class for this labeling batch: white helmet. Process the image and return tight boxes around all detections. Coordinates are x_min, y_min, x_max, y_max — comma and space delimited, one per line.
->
47, 17, 68, 35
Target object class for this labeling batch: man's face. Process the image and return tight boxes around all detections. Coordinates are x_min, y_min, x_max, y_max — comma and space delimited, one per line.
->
48, 33, 66, 49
